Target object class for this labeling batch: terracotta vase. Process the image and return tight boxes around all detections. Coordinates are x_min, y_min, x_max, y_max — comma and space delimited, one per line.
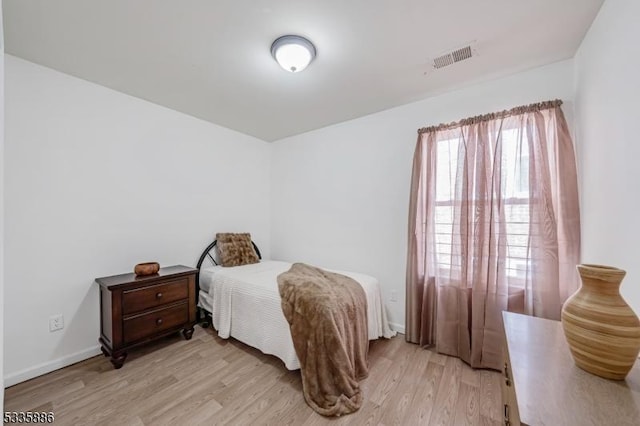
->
561, 264, 640, 380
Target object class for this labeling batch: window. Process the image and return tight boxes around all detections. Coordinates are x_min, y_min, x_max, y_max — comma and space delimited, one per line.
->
433, 128, 531, 283
408, 100, 581, 357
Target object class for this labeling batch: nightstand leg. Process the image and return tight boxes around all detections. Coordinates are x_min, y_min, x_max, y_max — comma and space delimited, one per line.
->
100, 345, 110, 357
182, 326, 194, 340
110, 351, 127, 369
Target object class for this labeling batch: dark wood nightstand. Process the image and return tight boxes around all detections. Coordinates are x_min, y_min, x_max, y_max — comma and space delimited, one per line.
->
96, 265, 198, 369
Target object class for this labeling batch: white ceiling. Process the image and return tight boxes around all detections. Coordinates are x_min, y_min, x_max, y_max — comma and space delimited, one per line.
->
4, 0, 603, 141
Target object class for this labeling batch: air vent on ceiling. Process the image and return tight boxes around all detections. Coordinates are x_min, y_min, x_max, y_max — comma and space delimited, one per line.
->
432, 45, 474, 69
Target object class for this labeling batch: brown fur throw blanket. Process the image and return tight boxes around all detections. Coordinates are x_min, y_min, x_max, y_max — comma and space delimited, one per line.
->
277, 263, 369, 417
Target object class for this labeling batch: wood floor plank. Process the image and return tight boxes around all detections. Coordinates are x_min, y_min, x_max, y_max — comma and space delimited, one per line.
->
369, 333, 404, 361
147, 396, 222, 426
479, 414, 503, 426
228, 370, 302, 425
480, 369, 503, 422
378, 348, 432, 426
93, 413, 145, 426
136, 358, 229, 424
429, 355, 463, 426
4, 378, 85, 412
208, 361, 287, 424
360, 356, 393, 398
263, 394, 313, 426
343, 400, 384, 426
4, 326, 502, 425
49, 377, 130, 418
368, 343, 417, 406
429, 349, 449, 366
5, 360, 95, 400
60, 375, 178, 426
453, 382, 480, 426
402, 361, 444, 425
461, 363, 481, 387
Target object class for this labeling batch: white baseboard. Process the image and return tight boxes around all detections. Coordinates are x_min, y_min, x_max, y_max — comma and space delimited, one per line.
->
389, 322, 405, 335
4, 345, 102, 388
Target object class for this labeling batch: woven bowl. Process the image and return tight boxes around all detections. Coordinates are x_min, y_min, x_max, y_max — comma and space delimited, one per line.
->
134, 262, 160, 276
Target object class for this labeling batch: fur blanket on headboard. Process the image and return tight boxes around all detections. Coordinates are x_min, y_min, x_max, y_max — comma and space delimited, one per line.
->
277, 263, 369, 417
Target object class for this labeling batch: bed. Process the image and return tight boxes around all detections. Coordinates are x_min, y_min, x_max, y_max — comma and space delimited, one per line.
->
195, 239, 396, 370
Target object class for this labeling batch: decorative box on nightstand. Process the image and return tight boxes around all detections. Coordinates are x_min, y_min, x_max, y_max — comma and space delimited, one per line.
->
96, 265, 198, 369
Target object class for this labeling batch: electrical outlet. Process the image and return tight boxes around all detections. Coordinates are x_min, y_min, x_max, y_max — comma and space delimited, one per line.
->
49, 314, 64, 332
390, 291, 398, 302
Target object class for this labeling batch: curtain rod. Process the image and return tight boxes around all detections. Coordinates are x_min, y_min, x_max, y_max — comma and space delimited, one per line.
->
417, 99, 563, 134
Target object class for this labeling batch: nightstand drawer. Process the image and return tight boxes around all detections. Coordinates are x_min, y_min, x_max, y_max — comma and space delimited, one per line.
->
122, 277, 189, 314
123, 302, 188, 344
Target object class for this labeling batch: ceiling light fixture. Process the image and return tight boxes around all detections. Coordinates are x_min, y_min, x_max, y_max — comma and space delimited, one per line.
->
271, 35, 316, 73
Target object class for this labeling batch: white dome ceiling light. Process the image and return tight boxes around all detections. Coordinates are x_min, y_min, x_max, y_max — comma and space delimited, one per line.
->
271, 35, 316, 73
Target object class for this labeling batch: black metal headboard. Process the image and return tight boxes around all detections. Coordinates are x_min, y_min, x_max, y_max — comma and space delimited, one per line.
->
195, 239, 262, 304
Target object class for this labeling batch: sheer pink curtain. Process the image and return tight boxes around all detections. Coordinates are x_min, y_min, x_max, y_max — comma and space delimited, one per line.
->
405, 100, 580, 369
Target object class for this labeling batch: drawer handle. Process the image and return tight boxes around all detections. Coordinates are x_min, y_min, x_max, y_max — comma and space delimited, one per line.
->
504, 362, 511, 387
156, 292, 163, 299
156, 318, 163, 326
504, 403, 510, 425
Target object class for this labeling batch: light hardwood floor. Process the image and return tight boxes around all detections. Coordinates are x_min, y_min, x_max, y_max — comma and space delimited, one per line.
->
4, 326, 503, 425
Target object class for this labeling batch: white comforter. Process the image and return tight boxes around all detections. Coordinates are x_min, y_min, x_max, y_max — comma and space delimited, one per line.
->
198, 260, 396, 370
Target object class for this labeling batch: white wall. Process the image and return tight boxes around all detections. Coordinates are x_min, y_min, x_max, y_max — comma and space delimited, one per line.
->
4, 55, 271, 386
575, 0, 640, 315
1, 2, 5, 411
271, 60, 576, 331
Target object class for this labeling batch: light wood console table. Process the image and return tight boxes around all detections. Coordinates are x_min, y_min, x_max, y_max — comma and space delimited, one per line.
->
502, 311, 640, 425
